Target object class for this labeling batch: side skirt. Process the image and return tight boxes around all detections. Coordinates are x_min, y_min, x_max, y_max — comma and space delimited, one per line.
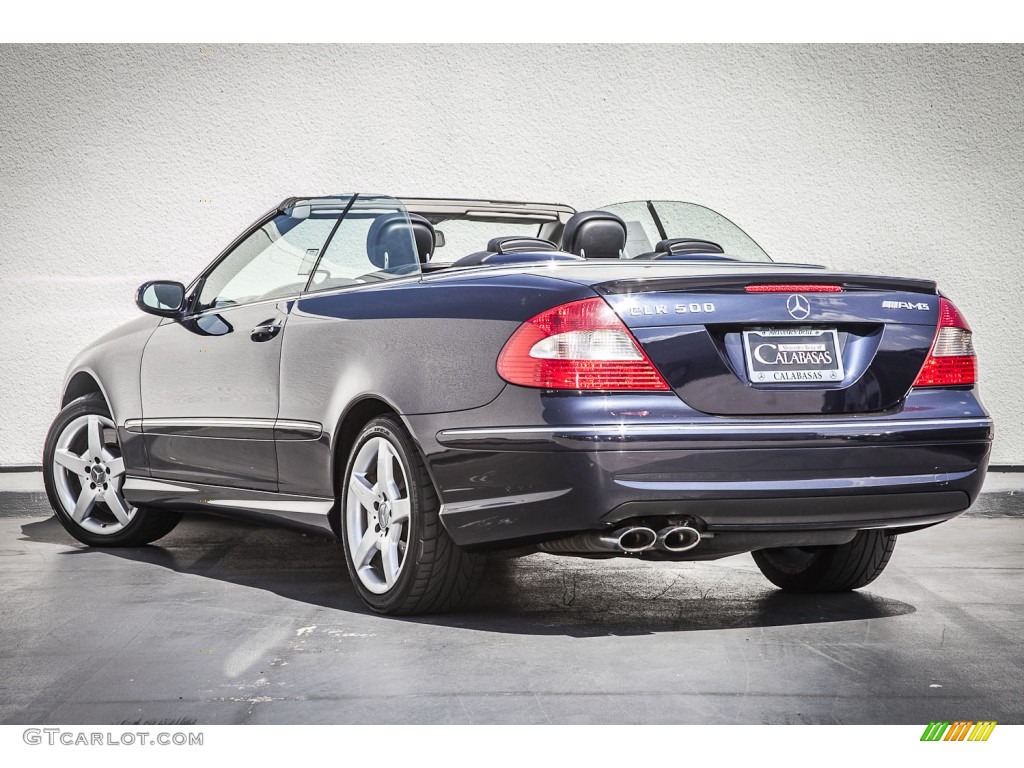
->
122, 476, 337, 538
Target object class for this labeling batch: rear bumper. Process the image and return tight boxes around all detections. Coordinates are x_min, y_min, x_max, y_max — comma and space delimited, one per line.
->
409, 388, 993, 552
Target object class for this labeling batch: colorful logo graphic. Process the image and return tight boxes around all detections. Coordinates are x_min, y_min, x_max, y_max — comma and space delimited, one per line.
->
921, 721, 997, 741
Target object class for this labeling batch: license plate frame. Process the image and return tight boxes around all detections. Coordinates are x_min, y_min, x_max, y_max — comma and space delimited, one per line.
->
742, 327, 845, 384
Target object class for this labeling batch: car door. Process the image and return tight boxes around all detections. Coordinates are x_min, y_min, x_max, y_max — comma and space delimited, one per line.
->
139, 203, 345, 490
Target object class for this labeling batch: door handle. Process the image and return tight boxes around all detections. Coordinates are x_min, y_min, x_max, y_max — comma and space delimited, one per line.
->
250, 320, 283, 342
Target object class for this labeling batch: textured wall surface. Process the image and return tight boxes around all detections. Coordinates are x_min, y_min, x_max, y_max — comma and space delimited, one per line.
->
1, 44, 1022, 465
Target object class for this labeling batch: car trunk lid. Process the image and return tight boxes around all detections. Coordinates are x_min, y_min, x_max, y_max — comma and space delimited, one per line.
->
595, 272, 940, 415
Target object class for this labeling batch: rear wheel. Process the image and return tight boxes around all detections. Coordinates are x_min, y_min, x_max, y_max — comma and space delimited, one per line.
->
752, 530, 897, 592
43, 394, 181, 547
340, 416, 484, 614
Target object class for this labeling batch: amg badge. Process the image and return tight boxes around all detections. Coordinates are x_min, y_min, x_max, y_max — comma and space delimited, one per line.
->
882, 300, 931, 311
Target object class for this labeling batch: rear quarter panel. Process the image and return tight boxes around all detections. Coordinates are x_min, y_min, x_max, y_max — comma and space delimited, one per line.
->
276, 271, 594, 495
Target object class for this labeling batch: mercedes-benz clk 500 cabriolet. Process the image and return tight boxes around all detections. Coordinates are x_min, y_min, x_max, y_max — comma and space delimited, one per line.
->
44, 194, 993, 614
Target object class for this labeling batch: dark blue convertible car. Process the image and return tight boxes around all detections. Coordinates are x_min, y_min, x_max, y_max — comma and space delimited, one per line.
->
43, 195, 993, 614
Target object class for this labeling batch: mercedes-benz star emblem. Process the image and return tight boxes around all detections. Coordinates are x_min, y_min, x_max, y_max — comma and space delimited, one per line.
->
787, 294, 811, 320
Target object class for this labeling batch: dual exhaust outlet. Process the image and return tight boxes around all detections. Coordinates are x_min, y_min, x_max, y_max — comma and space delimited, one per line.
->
538, 523, 702, 556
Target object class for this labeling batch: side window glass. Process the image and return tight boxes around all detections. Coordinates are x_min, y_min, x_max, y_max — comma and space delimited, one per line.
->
306, 197, 420, 292
197, 212, 338, 310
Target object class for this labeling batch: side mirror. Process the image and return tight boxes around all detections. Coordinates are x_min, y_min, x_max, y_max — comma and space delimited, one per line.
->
136, 280, 186, 317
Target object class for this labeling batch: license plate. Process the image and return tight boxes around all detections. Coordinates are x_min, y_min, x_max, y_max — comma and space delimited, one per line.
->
742, 328, 845, 383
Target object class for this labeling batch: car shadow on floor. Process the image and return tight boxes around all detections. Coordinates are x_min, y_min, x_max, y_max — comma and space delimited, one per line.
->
19, 514, 915, 638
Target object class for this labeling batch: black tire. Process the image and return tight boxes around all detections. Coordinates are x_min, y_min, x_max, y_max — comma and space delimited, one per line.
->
339, 415, 484, 615
752, 530, 897, 592
43, 394, 182, 547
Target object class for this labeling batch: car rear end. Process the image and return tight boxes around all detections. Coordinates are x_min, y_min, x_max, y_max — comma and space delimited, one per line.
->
415, 264, 993, 562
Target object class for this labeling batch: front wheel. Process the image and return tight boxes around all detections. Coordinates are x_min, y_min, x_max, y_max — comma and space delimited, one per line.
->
43, 394, 182, 547
752, 530, 897, 592
340, 416, 484, 615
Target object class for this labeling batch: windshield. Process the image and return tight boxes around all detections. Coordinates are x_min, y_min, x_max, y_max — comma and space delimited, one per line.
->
599, 200, 772, 262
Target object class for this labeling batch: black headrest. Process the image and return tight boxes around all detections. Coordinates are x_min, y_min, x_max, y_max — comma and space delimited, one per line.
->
409, 213, 435, 264
365, 212, 421, 270
486, 236, 557, 254
561, 210, 626, 259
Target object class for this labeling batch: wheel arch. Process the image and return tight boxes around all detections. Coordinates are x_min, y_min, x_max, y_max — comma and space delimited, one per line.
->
328, 395, 437, 537
62, 370, 110, 410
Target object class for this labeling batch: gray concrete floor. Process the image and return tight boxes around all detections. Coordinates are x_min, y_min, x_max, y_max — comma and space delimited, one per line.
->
1, 486, 1022, 725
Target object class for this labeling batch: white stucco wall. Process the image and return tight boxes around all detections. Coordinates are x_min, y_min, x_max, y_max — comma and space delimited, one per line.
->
1, 44, 1021, 466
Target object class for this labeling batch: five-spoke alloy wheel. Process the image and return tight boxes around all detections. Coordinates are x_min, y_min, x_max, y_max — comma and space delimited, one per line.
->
340, 416, 484, 614
44, 394, 181, 547
51, 412, 135, 535
345, 435, 413, 593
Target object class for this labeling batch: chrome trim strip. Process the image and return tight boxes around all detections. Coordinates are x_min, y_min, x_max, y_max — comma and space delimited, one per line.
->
616, 470, 976, 493
121, 417, 323, 440
274, 420, 324, 440
438, 417, 994, 443
139, 418, 278, 429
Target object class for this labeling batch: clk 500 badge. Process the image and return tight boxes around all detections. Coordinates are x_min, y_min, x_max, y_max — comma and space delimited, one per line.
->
629, 302, 716, 316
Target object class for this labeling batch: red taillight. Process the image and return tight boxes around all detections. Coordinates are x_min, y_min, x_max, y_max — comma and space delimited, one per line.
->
745, 284, 843, 293
913, 297, 977, 387
497, 297, 670, 391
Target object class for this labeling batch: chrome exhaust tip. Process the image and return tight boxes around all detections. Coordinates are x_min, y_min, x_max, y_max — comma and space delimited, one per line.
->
658, 525, 701, 553
608, 526, 658, 553
536, 525, 660, 555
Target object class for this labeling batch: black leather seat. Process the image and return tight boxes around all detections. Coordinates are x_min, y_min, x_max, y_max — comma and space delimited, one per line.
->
561, 210, 627, 259
366, 212, 435, 269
